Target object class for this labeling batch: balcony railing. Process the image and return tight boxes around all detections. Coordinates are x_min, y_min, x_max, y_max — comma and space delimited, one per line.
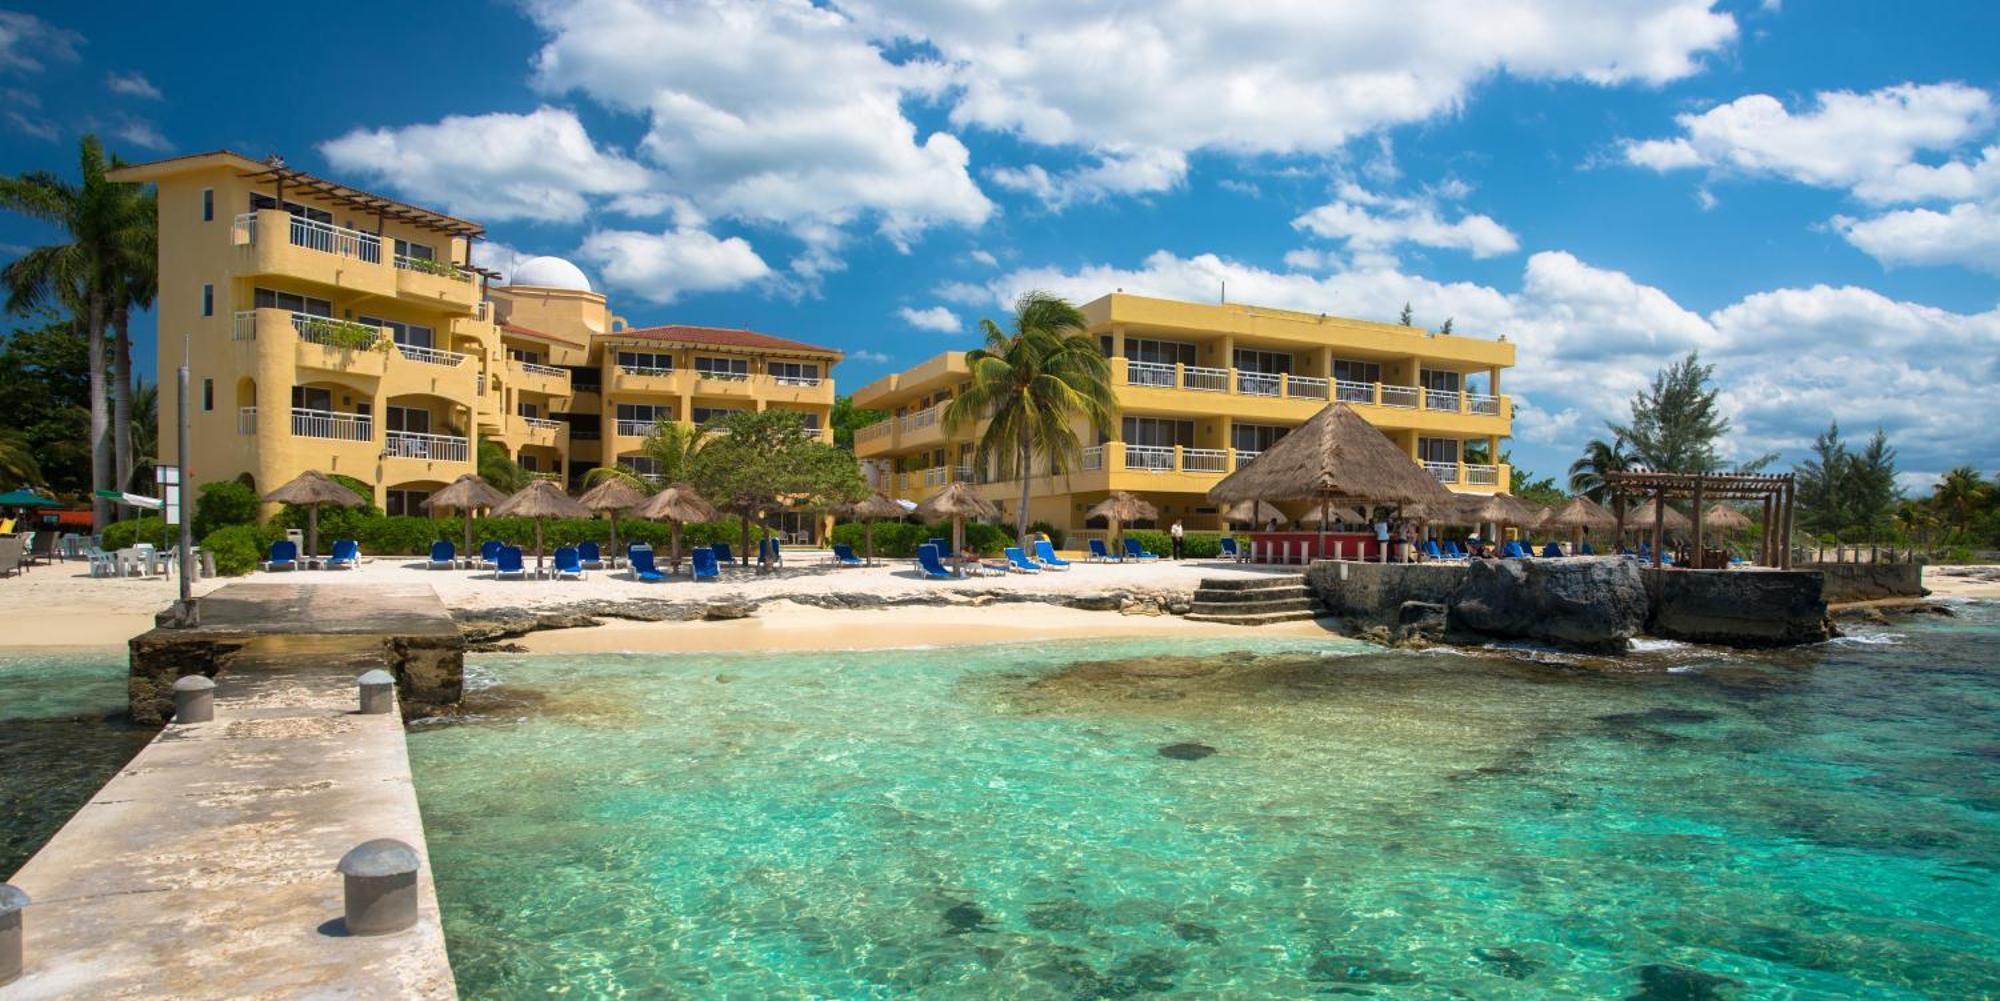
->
237, 406, 256, 435
1081, 445, 1104, 471
1182, 448, 1228, 473
1183, 365, 1228, 392
1424, 389, 1463, 412
396, 342, 471, 368
394, 254, 471, 283
897, 404, 942, 434
232, 311, 257, 341
521, 415, 563, 431
1124, 445, 1176, 471
694, 369, 750, 382
1235, 371, 1282, 397
855, 421, 892, 444
291, 408, 372, 442
517, 360, 567, 378
1467, 393, 1501, 416
616, 419, 657, 437
618, 363, 674, 377
385, 430, 469, 463
1234, 449, 1261, 465
244, 212, 383, 264
290, 312, 388, 350
772, 374, 822, 387
1379, 385, 1420, 409
1424, 461, 1459, 483
1465, 463, 1500, 486
1287, 375, 1329, 400
1127, 360, 1177, 388
1333, 379, 1374, 404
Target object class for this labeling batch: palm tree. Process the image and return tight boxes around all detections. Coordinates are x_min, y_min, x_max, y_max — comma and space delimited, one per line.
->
943, 291, 1117, 546
1569, 434, 1633, 534
0, 429, 43, 489
112, 198, 158, 499
582, 419, 705, 490
1932, 466, 1989, 536
476, 440, 531, 493
126, 378, 157, 492
0, 136, 154, 528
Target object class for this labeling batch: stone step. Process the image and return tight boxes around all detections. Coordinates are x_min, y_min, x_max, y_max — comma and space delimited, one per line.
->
1184, 609, 1325, 626
1190, 596, 1318, 616
1197, 575, 1306, 592
1193, 585, 1311, 604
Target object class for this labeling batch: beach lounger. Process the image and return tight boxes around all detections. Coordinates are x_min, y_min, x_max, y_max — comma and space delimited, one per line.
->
1581, 542, 1596, 556
1087, 538, 1113, 562
629, 546, 666, 582
1003, 547, 1042, 573
760, 537, 783, 566
831, 543, 865, 566
1123, 538, 1159, 561
1541, 543, 1563, 558
1033, 539, 1071, 569
1501, 541, 1526, 559
1218, 537, 1241, 561
577, 540, 605, 570
428, 540, 455, 569
494, 546, 527, 579
1424, 539, 1445, 561
711, 542, 735, 566
327, 539, 360, 570
553, 546, 586, 580
478, 540, 504, 569
916, 543, 955, 580
691, 547, 721, 581
262, 540, 298, 572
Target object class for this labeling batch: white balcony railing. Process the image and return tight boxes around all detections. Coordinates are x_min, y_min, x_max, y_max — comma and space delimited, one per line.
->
953, 464, 974, 483
1379, 385, 1420, 409
396, 342, 471, 368
1467, 393, 1501, 416
394, 254, 471, 283
1465, 463, 1500, 486
1424, 389, 1463, 412
288, 214, 381, 263
922, 466, 949, 487
1287, 375, 1329, 400
1232, 449, 1261, 466
1334, 379, 1375, 404
237, 406, 256, 435
1183, 365, 1228, 392
1081, 445, 1104, 471
1182, 448, 1228, 473
616, 419, 656, 438
232, 310, 257, 341
898, 404, 942, 434
694, 369, 750, 382
855, 421, 891, 444
291, 408, 372, 442
1424, 461, 1459, 483
385, 430, 470, 463
618, 363, 674, 377
1235, 371, 1282, 397
1123, 445, 1175, 471
772, 374, 822, 387
1126, 360, 1177, 388
517, 360, 567, 378
521, 415, 563, 431
290, 312, 387, 349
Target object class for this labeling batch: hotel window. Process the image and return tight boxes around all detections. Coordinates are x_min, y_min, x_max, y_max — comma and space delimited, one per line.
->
253, 287, 332, 316
359, 315, 435, 349
1417, 438, 1460, 464
291, 386, 335, 412
385, 406, 432, 434
1232, 348, 1293, 374
615, 403, 672, 425
201, 188, 213, 222
1420, 369, 1462, 392
1230, 423, 1289, 453
692, 407, 744, 425
1121, 416, 1194, 448
202, 379, 214, 412
1332, 359, 1382, 384
201, 284, 213, 317
392, 239, 434, 261
249, 194, 331, 224
694, 356, 749, 379
507, 347, 545, 365
769, 361, 819, 383
1121, 337, 1197, 366
615, 350, 674, 374
518, 402, 539, 420
385, 489, 431, 517
623, 456, 662, 477
519, 455, 540, 473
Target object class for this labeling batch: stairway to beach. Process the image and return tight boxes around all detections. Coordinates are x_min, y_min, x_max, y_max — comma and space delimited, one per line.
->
1184, 574, 1326, 625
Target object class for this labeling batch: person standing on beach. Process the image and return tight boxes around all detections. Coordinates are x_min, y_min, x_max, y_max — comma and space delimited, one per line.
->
1374, 516, 1390, 561
1170, 519, 1185, 560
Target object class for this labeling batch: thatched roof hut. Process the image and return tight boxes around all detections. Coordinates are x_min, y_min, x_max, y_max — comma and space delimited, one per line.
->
1629, 499, 1693, 533
1703, 503, 1753, 530
421, 474, 511, 560
264, 470, 367, 561
634, 484, 718, 573
1545, 495, 1617, 531
1086, 491, 1157, 525
1208, 404, 1454, 509
917, 481, 999, 522
1456, 492, 1542, 528
493, 481, 590, 574
833, 492, 907, 564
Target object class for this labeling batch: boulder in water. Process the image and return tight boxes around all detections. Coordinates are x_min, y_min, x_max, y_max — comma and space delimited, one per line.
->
1157, 742, 1217, 760
1448, 557, 1649, 652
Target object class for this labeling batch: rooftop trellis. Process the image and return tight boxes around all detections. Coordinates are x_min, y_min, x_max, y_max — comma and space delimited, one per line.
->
1601, 470, 1796, 569
237, 164, 486, 239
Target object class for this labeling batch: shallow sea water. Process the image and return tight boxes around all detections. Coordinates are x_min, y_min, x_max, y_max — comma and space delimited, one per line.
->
0, 651, 154, 877
411, 603, 2000, 999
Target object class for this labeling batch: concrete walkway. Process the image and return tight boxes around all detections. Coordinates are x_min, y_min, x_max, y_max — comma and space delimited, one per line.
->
5, 587, 458, 999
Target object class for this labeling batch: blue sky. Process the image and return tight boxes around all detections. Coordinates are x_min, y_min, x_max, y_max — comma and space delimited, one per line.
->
4, 0, 1997, 487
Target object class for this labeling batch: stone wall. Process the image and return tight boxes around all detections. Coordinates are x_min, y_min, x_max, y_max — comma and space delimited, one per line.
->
1806, 562, 1926, 603
1304, 561, 1465, 621
1649, 569, 1833, 647
1448, 558, 1651, 653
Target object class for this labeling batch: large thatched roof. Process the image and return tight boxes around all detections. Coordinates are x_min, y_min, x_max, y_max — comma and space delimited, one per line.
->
1222, 499, 1285, 525
1703, 503, 1754, 529
422, 474, 509, 513
578, 478, 648, 513
1208, 404, 1453, 507
264, 470, 368, 508
1629, 499, 1694, 532
634, 484, 717, 523
917, 481, 999, 521
492, 480, 590, 520
1456, 492, 1542, 526
1545, 495, 1616, 530
835, 492, 908, 520
1087, 491, 1157, 524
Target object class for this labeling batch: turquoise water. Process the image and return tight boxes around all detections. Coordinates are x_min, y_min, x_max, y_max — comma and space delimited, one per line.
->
407, 607, 2000, 998
0, 652, 155, 877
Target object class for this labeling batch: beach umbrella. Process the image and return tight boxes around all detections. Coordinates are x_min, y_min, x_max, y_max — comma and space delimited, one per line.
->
421, 474, 509, 563
264, 470, 367, 565
834, 491, 906, 565
1457, 493, 1541, 542
917, 481, 1000, 575
1629, 499, 1693, 534
1704, 503, 1754, 557
578, 478, 649, 568
1545, 495, 1617, 549
491, 480, 589, 576
633, 484, 717, 574
1209, 403, 1453, 562
0, 488, 61, 509
1223, 499, 1284, 528
1086, 491, 1158, 561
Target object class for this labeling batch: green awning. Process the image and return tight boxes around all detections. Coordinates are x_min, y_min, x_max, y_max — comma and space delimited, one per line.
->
0, 489, 62, 508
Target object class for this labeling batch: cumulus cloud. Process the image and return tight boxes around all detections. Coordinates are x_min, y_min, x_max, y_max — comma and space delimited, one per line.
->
990, 147, 1188, 208
1833, 202, 2000, 274
897, 305, 961, 333
321, 107, 653, 224
1292, 184, 1520, 259
967, 249, 998, 267
105, 71, 160, 100
849, 349, 891, 364
0, 11, 82, 74
575, 226, 772, 303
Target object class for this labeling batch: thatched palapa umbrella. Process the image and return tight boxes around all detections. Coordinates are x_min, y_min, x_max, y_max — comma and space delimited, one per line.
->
579, 478, 648, 568
491, 480, 590, 576
634, 484, 717, 574
1703, 503, 1753, 557
1223, 498, 1285, 529
421, 474, 509, 564
1544, 495, 1616, 550
834, 492, 907, 566
1086, 491, 1158, 561
917, 481, 1000, 575
1629, 499, 1693, 534
1209, 404, 1454, 562
264, 470, 367, 565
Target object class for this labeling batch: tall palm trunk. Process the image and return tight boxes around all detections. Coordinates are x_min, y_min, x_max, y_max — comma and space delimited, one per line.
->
112, 300, 133, 498
1015, 426, 1032, 548
86, 296, 111, 529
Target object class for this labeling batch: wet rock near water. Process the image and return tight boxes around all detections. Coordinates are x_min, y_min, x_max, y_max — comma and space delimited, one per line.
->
1157, 742, 1217, 760
1626, 963, 1740, 1000
1448, 557, 1650, 654
1649, 569, 1833, 648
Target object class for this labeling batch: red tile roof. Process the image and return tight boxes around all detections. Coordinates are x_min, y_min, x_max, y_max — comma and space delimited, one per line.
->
500, 322, 585, 347
614, 324, 839, 355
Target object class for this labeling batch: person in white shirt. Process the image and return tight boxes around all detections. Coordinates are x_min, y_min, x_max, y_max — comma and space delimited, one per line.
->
1169, 519, 1185, 560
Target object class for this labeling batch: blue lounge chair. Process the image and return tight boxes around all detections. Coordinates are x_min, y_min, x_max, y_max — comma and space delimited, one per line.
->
1033, 539, 1071, 569
553, 546, 586, 580
925, 538, 949, 559
1003, 547, 1042, 573
1218, 537, 1241, 561
760, 537, 783, 566
1424, 539, 1444, 561
1541, 542, 1563, 558
628, 546, 665, 582
1581, 542, 1597, 556
832, 543, 865, 566
692, 547, 720, 581
262, 539, 298, 572
495, 546, 526, 579
428, 540, 455, 569
712, 542, 735, 566
1445, 540, 1466, 559
1088, 538, 1113, 562
1123, 537, 1159, 561
577, 540, 605, 570
327, 539, 360, 570
1502, 541, 1526, 558
915, 543, 955, 580
478, 540, 503, 569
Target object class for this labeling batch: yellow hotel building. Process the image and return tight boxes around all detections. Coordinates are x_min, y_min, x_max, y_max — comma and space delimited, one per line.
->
109, 152, 839, 516
853, 293, 1515, 533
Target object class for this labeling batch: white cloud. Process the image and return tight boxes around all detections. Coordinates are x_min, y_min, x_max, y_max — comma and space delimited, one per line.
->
849, 349, 891, 364
5, 109, 56, 142
1292, 186, 1520, 259
967, 249, 998, 267
1622, 83, 1996, 204
990, 147, 1188, 208
576, 226, 772, 303
105, 71, 160, 100
1833, 202, 2000, 275
897, 305, 961, 333
0, 12, 81, 74
111, 117, 170, 151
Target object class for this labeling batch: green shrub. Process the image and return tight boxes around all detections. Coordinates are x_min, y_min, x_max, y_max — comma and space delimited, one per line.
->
243, 513, 761, 557
1124, 529, 1225, 558
200, 524, 283, 576
1027, 520, 1064, 549
193, 480, 260, 538
829, 520, 1008, 557
102, 516, 172, 550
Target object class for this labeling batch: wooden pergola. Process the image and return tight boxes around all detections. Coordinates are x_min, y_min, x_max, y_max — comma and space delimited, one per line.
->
1601, 471, 1795, 570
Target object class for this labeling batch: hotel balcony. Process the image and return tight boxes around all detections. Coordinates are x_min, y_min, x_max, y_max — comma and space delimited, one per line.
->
854, 401, 953, 459
1112, 358, 1510, 434
234, 309, 477, 399
758, 371, 836, 406
508, 357, 573, 406
512, 414, 568, 449
232, 209, 477, 314
608, 362, 687, 397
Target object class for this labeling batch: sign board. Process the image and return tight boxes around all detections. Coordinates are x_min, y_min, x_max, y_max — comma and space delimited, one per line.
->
156, 465, 181, 525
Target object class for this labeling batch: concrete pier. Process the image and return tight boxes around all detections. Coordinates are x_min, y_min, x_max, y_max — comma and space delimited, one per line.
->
4, 584, 460, 999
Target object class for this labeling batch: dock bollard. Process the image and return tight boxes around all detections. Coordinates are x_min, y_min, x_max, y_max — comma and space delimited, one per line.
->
356, 670, 396, 715
172, 674, 216, 724
1, 883, 27, 986
336, 839, 419, 936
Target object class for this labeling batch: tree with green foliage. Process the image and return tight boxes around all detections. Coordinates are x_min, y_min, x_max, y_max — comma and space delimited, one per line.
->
0, 315, 90, 494
1568, 434, 1634, 531
1608, 351, 1730, 473
1796, 421, 1901, 540
688, 409, 865, 566
127, 378, 156, 492
582, 418, 705, 490
1440, 317, 1453, 335
0, 429, 42, 489
1398, 302, 1413, 326
192, 479, 260, 538
1931, 466, 1990, 536
943, 291, 1118, 546
476, 439, 530, 493
830, 394, 886, 451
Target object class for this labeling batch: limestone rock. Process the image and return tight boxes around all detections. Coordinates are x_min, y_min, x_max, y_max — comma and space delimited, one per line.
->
1066, 593, 1124, 612
1447, 557, 1648, 653
702, 601, 755, 621
1650, 569, 1832, 647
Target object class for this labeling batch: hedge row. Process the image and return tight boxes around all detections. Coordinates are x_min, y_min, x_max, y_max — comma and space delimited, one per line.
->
828, 521, 1015, 558
1123, 529, 1228, 559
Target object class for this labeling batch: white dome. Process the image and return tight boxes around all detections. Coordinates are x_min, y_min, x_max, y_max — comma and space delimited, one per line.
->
508, 256, 592, 292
